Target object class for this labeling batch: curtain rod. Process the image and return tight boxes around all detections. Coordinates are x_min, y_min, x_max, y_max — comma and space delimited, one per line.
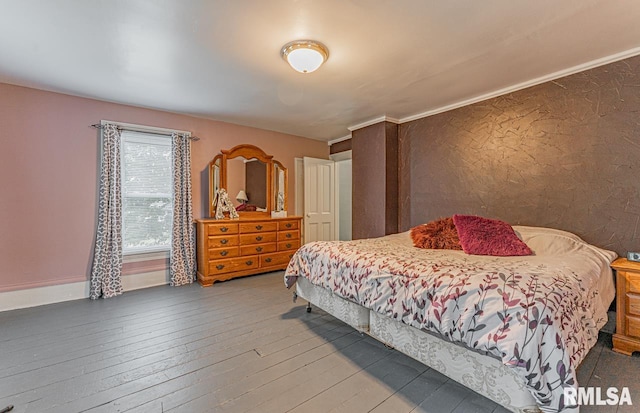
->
90, 123, 200, 141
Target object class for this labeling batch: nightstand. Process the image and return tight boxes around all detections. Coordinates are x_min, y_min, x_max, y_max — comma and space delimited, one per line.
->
611, 257, 640, 355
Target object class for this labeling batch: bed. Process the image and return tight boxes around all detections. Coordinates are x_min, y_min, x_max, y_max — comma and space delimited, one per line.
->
284, 225, 616, 413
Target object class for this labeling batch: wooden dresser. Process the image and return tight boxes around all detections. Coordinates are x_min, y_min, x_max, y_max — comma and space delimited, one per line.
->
611, 257, 640, 355
195, 216, 302, 286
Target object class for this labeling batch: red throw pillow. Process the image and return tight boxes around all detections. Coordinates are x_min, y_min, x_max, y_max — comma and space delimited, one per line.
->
410, 217, 463, 250
452, 214, 532, 256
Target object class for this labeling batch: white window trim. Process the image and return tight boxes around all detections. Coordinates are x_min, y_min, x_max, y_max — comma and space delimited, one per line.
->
123, 246, 171, 257
121, 244, 173, 258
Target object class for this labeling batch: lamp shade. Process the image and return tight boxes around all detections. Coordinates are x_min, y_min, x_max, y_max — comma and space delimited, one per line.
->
236, 190, 248, 202
281, 40, 329, 73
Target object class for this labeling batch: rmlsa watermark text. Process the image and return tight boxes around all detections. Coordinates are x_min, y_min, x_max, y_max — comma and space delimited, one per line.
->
563, 387, 633, 406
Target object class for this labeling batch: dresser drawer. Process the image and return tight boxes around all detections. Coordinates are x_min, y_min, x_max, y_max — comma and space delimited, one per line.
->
278, 230, 299, 242
239, 232, 277, 245
240, 243, 277, 256
209, 257, 259, 275
627, 315, 640, 338
207, 223, 239, 236
278, 220, 299, 231
208, 247, 239, 260
207, 235, 239, 249
239, 222, 278, 233
628, 272, 640, 294
278, 239, 301, 251
261, 251, 296, 267
628, 294, 640, 316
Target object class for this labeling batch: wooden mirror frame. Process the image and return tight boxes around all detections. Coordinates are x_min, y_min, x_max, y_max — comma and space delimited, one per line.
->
209, 144, 289, 218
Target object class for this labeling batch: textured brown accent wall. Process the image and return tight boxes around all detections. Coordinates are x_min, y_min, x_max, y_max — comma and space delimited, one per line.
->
330, 138, 352, 154
385, 122, 399, 236
352, 122, 398, 239
399, 55, 640, 256
353, 123, 385, 239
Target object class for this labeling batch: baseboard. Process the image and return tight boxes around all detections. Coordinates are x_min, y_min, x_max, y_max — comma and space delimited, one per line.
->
0, 269, 170, 312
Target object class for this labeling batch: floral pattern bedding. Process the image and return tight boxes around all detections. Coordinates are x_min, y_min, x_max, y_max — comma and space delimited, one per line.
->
284, 227, 616, 413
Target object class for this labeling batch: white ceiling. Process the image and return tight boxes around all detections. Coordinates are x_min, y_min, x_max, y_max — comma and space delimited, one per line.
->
1, 0, 639, 141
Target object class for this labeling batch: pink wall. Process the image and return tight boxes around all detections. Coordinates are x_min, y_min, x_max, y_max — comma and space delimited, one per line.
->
0, 82, 328, 292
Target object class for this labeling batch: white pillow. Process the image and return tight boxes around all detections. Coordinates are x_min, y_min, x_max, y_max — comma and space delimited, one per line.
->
514, 225, 616, 261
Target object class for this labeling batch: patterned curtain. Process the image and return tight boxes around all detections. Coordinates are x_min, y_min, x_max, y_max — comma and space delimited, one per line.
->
89, 123, 124, 299
170, 132, 196, 286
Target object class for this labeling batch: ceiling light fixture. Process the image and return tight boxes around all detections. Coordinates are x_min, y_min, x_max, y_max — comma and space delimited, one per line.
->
281, 40, 329, 74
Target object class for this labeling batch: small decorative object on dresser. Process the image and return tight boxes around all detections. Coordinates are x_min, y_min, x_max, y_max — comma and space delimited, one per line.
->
213, 188, 239, 220
196, 216, 302, 286
611, 257, 640, 355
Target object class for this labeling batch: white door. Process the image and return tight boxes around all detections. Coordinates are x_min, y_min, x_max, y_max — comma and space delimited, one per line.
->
303, 157, 337, 243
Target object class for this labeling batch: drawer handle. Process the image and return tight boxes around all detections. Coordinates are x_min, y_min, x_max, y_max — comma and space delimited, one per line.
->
220, 227, 229, 233
286, 233, 292, 238
256, 225, 263, 230
220, 239, 228, 245
245, 260, 253, 266
220, 250, 228, 256
216, 264, 225, 270
256, 246, 263, 252
285, 223, 292, 228
286, 243, 292, 248
256, 236, 263, 241
265, 258, 272, 263
289, 254, 293, 259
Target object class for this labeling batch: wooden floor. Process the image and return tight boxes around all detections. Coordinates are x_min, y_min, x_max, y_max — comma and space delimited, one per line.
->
0, 272, 638, 413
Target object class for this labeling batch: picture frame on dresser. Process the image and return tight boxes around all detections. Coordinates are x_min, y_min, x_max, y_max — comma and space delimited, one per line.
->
196, 144, 302, 286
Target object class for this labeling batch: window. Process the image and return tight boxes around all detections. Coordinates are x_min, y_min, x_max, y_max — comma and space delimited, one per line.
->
121, 131, 172, 254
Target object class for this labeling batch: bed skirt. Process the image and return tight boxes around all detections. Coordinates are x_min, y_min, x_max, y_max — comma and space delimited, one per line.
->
295, 276, 541, 413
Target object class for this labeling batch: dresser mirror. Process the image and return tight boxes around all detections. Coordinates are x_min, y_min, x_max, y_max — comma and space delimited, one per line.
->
210, 155, 222, 198
209, 144, 287, 217
226, 157, 268, 211
273, 160, 287, 212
